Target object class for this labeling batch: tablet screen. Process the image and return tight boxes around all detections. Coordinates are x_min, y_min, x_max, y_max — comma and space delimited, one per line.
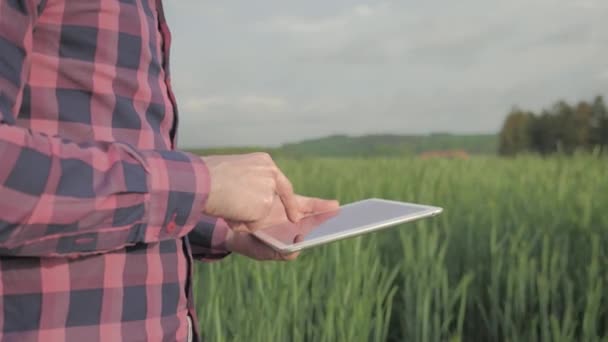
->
254, 199, 440, 247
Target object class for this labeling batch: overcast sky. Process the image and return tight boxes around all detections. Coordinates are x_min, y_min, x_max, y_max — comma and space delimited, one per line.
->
164, 0, 607, 148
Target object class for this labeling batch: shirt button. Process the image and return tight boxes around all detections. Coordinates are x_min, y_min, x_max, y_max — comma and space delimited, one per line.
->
167, 221, 177, 233
167, 213, 178, 233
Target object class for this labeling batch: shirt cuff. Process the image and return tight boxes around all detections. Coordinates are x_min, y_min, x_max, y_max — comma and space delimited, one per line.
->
137, 149, 210, 242
188, 216, 231, 261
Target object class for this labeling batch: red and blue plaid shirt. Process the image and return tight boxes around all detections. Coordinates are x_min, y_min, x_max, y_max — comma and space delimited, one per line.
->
0, 0, 230, 341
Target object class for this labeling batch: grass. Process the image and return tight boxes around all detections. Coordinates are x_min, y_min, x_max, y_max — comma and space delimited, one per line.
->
193, 155, 607, 341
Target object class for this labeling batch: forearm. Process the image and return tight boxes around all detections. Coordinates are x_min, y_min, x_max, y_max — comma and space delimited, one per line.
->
0, 124, 210, 257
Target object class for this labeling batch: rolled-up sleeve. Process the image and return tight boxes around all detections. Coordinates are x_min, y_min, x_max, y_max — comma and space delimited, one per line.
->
188, 215, 231, 262
0, 0, 210, 258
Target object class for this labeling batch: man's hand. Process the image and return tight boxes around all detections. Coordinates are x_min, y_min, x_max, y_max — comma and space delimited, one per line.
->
225, 195, 339, 261
201, 153, 300, 227
225, 230, 302, 261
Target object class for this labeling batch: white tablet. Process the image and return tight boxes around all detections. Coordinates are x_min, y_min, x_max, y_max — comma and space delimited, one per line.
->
253, 198, 443, 254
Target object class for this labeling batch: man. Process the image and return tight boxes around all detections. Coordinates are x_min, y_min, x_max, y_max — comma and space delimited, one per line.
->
0, 0, 338, 341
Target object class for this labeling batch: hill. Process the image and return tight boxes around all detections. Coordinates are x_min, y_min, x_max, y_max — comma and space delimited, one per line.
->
189, 133, 498, 158
281, 133, 497, 157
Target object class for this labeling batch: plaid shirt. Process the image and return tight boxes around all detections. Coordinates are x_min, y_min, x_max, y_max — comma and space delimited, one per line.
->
0, 0, 231, 341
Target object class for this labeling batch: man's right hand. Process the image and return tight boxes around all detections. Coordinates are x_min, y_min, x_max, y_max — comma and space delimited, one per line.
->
201, 153, 301, 227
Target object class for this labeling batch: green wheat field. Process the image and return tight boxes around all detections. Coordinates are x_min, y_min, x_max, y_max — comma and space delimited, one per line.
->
193, 155, 607, 341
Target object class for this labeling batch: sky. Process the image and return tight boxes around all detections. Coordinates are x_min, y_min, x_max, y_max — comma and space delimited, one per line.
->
163, 0, 607, 148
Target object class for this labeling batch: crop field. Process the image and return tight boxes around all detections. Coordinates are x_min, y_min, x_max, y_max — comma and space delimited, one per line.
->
193, 155, 607, 341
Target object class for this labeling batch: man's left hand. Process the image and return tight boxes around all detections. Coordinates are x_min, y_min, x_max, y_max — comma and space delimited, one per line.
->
225, 195, 339, 261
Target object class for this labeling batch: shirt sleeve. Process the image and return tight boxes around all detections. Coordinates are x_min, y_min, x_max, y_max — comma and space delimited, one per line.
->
0, 0, 209, 257
188, 216, 231, 262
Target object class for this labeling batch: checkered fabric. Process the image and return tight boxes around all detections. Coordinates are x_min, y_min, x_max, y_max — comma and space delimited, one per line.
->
0, 0, 230, 341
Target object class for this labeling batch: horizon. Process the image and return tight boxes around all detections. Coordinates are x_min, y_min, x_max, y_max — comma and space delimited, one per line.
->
180, 130, 499, 149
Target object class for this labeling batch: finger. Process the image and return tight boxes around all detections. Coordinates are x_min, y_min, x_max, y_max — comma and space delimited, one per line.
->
241, 180, 275, 225
275, 170, 301, 223
279, 249, 300, 261
239, 233, 286, 261
310, 199, 340, 214
262, 244, 299, 261
280, 234, 303, 261
273, 234, 302, 261
298, 196, 340, 215
224, 219, 248, 232
281, 252, 300, 261
296, 195, 315, 214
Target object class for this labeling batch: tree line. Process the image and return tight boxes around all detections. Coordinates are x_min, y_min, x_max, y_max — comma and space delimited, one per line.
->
499, 96, 608, 155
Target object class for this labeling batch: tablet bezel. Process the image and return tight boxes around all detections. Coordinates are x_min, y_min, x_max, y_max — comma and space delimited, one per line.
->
252, 198, 443, 254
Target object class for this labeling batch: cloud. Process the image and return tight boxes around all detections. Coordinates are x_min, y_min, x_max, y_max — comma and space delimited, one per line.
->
182, 95, 288, 114
259, 2, 506, 66
569, 0, 608, 9
259, 3, 403, 64
165, 0, 608, 147
260, 0, 605, 67
182, 97, 225, 112
266, 4, 387, 34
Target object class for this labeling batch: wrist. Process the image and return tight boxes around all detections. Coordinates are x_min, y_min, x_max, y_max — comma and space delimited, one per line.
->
225, 228, 235, 252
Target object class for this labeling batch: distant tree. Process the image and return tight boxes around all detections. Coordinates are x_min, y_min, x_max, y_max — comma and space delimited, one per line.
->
590, 96, 608, 152
502, 96, 606, 156
528, 111, 559, 155
552, 101, 578, 153
499, 108, 533, 155
572, 100, 593, 151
